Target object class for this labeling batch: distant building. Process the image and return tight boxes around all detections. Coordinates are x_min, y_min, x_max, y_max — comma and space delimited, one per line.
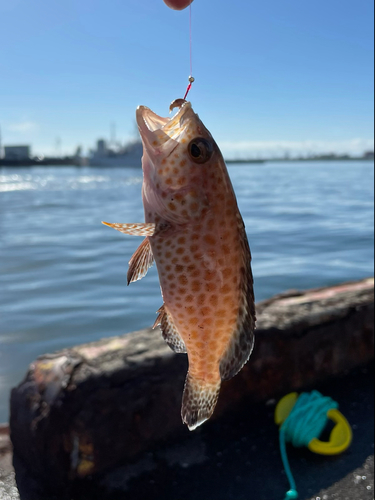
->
363, 151, 374, 160
4, 145, 31, 160
96, 139, 107, 156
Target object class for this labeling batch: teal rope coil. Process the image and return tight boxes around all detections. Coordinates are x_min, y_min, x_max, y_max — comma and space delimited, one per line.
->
279, 391, 339, 500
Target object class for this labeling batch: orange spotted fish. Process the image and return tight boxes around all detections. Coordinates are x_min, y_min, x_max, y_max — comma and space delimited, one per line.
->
103, 100, 256, 430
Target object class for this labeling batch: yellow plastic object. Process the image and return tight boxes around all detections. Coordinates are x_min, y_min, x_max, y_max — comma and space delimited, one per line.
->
275, 393, 353, 456
275, 392, 299, 426
308, 409, 353, 455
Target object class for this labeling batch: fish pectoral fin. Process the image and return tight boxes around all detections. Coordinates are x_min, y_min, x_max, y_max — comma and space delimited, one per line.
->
127, 238, 154, 285
102, 222, 156, 237
153, 304, 187, 354
181, 374, 221, 431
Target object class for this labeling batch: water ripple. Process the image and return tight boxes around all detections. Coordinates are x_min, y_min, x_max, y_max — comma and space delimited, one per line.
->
0, 162, 373, 422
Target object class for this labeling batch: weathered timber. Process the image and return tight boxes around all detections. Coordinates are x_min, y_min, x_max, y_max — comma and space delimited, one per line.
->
3, 363, 374, 500
9, 278, 374, 499
0, 424, 12, 473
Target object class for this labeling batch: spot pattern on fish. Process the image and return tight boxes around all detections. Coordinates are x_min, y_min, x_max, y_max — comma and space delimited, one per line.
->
104, 101, 256, 430
219, 222, 256, 380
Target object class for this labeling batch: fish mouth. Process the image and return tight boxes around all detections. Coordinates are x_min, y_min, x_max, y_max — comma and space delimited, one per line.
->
136, 101, 192, 152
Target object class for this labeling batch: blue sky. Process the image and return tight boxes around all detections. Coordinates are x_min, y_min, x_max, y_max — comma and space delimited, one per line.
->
0, 0, 373, 158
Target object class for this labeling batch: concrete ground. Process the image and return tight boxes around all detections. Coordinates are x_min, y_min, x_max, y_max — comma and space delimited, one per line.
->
1, 361, 374, 500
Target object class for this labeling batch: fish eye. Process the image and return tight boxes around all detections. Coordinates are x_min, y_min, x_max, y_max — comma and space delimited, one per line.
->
188, 138, 213, 164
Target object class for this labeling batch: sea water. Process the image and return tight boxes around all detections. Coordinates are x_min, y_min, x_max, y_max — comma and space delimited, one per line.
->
0, 161, 373, 421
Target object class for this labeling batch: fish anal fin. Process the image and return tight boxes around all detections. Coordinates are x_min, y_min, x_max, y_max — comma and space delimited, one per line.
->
153, 304, 186, 354
127, 238, 154, 285
181, 373, 221, 431
219, 226, 256, 381
102, 222, 156, 237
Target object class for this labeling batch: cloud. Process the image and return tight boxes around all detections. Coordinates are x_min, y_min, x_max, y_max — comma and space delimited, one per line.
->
7, 121, 39, 133
219, 138, 375, 158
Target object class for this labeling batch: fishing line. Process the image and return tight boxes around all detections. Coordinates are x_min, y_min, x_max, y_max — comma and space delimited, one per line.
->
183, 1, 195, 100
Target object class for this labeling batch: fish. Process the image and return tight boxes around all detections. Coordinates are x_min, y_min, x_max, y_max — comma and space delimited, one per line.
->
169, 98, 187, 113
103, 100, 256, 430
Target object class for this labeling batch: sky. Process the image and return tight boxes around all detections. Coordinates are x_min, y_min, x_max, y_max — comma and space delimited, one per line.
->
0, 0, 374, 158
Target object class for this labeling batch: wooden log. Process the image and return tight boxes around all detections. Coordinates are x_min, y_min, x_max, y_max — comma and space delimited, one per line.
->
0, 424, 12, 473
9, 278, 374, 500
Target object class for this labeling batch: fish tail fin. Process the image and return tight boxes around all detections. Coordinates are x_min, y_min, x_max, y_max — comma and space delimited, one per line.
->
181, 373, 221, 431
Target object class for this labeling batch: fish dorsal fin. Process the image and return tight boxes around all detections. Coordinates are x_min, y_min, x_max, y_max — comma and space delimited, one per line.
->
127, 238, 154, 285
153, 304, 187, 354
102, 222, 156, 237
219, 225, 256, 381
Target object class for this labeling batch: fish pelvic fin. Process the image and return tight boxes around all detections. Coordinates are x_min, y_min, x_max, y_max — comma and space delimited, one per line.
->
102, 222, 156, 237
181, 373, 221, 431
153, 304, 187, 353
127, 237, 154, 285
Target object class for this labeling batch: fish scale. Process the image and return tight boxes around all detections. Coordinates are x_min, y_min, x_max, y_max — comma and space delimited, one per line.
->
152, 208, 242, 379
103, 100, 256, 430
